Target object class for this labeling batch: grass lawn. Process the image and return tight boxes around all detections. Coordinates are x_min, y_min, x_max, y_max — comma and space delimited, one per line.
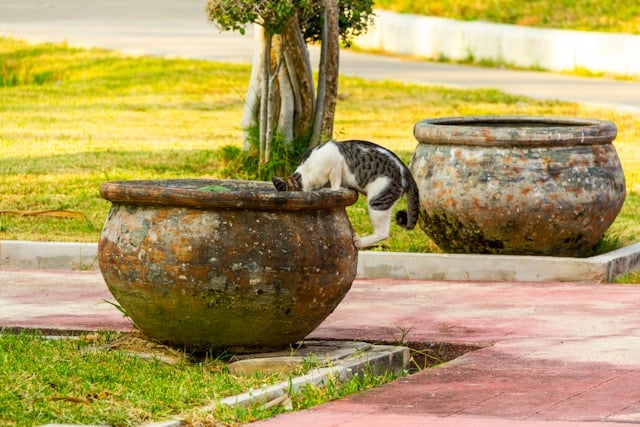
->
0, 332, 398, 426
375, 0, 640, 34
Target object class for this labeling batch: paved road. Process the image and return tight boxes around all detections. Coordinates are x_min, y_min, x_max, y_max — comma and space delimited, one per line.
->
2, 0, 639, 114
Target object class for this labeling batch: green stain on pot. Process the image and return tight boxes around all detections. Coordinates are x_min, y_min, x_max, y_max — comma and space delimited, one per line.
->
130, 219, 150, 248
420, 209, 601, 256
115, 283, 302, 352
419, 210, 505, 254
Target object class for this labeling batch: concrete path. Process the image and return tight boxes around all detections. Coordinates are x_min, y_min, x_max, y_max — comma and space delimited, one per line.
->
1, 0, 639, 113
2, 269, 640, 426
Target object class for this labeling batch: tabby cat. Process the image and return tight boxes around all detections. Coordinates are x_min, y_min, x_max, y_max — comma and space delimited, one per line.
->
272, 139, 420, 248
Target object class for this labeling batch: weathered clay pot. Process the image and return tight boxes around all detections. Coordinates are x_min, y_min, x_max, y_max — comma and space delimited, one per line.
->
98, 179, 358, 352
411, 116, 626, 257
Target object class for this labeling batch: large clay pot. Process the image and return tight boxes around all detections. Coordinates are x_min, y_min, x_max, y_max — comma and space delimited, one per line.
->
98, 179, 358, 352
411, 116, 626, 257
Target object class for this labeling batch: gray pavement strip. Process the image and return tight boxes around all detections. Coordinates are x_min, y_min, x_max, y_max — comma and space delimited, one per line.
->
3, 240, 640, 282
36, 340, 410, 427
218, 341, 410, 408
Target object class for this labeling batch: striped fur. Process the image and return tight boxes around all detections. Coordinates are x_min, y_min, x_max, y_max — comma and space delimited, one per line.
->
272, 139, 419, 248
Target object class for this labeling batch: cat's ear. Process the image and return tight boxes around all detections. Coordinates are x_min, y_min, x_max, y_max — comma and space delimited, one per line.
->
289, 172, 303, 191
272, 176, 287, 191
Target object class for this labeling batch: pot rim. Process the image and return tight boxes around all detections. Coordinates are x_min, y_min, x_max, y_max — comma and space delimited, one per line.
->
414, 115, 617, 147
100, 179, 358, 211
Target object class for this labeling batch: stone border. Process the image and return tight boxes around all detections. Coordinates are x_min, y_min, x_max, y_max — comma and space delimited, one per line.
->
142, 341, 409, 427
2, 240, 640, 282
217, 341, 409, 408
354, 9, 640, 77
357, 243, 640, 283
0, 240, 99, 271
37, 340, 410, 427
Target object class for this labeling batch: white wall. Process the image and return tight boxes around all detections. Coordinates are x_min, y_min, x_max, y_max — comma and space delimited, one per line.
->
355, 10, 640, 77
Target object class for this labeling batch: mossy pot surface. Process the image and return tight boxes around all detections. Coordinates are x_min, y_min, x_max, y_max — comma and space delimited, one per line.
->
98, 179, 358, 353
411, 116, 626, 257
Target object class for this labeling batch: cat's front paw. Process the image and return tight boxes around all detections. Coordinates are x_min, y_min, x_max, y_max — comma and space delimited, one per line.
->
353, 234, 363, 249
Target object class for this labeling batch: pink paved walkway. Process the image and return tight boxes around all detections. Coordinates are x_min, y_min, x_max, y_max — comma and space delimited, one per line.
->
2, 269, 640, 426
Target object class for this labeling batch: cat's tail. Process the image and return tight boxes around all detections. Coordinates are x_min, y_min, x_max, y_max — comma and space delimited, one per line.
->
395, 171, 420, 230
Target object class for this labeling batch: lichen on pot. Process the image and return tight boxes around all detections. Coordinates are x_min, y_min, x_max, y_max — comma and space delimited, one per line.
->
98, 179, 358, 353
411, 116, 626, 257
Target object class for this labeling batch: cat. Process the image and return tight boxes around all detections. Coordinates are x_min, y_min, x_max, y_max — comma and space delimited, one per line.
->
272, 139, 420, 248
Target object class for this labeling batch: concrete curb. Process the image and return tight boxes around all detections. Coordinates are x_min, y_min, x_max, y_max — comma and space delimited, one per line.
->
39, 341, 410, 427
144, 342, 409, 427
357, 243, 640, 283
161, 342, 408, 427
0, 240, 99, 271
217, 341, 409, 408
355, 9, 640, 77
3, 240, 640, 282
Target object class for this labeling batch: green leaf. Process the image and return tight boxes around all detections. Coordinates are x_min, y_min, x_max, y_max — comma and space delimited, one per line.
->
198, 184, 232, 192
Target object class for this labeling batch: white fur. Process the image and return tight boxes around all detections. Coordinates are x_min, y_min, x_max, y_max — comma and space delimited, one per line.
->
295, 142, 397, 249
295, 142, 351, 191
354, 176, 396, 248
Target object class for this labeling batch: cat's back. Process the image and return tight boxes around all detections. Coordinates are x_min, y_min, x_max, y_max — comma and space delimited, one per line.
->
335, 140, 402, 163
301, 140, 343, 165
335, 139, 406, 181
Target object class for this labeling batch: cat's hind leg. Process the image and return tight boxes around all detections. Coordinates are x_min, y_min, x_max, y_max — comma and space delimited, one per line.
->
353, 177, 400, 248
353, 207, 393, 248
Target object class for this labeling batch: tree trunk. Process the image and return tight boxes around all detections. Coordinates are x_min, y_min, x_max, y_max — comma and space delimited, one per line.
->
275, 34, 295, 146
310, 0, 339, 146
259, 31, 272, 164
282, 16, 315, 143
242, 5, 339, 161
264, 33, 282, 163
241, 24, 265, 151
320, 0, 340, 141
